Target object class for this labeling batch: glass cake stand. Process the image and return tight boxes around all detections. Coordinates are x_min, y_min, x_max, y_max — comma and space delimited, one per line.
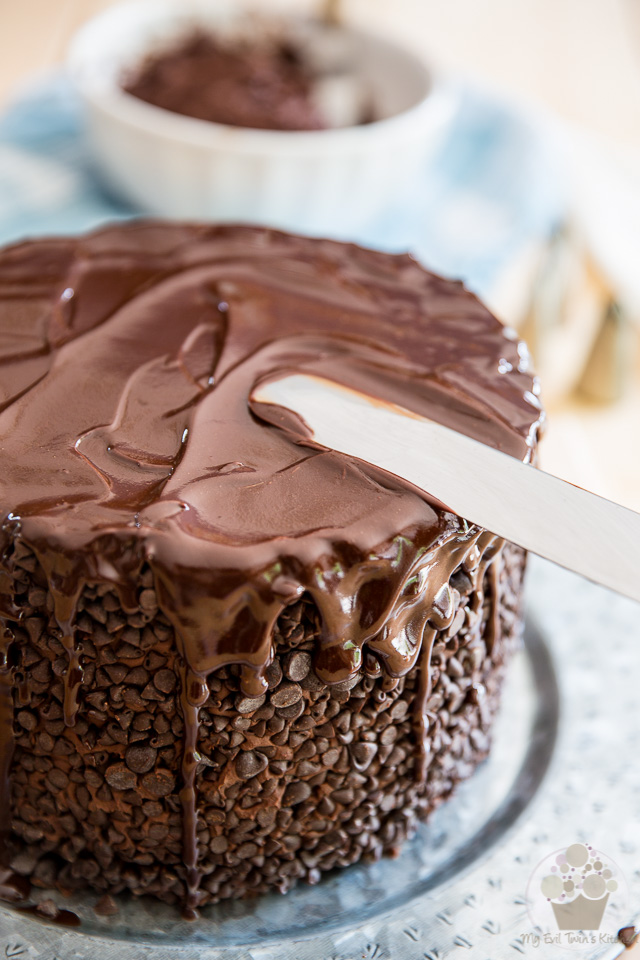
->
0, 557, 638, 960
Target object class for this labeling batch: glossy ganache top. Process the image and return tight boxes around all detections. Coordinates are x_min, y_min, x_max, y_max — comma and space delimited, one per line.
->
0, 221, 543, 696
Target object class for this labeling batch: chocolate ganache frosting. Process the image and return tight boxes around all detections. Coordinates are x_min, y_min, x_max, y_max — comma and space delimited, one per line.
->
0, 222, 543, 914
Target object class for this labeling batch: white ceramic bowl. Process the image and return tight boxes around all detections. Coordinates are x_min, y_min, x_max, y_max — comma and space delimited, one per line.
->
68, 0, 453, 238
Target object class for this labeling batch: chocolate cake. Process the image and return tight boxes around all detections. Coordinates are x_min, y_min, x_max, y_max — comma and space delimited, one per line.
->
0, 222, 543, 918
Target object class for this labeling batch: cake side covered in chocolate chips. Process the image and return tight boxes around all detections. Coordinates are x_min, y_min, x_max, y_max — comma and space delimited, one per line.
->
0, 222, 543, 916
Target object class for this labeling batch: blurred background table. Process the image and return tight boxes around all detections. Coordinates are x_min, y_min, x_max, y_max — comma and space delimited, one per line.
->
4, 0, 640, 149
4, 0, 640, 514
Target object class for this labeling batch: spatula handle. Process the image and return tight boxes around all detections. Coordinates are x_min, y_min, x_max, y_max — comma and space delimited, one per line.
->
255, 375, 640, 603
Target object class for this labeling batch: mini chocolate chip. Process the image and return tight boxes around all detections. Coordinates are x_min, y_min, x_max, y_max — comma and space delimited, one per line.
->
104, 664, 127, 684
253, 703, 275, 720
321, 748, 341, 767
94, 893, 119, 916
141, 682, 164, 701
332, 788, 354, 805
389, 699, 409, 721
153, 669, 176, 694
297, 761, 321, 777
36, 898, 59, 919
47, 767, 69, 789
85, 769, 102, 789
271, 683, 302, 708
269, 760, 288, 776
32, 660, 52, 682
139, 588, 158, 613
283, 782, 311, 805
145, 651, 166, 671
294, 741, 316, 760
27, 587, 47, 607
334, 712, 351, 734
124, 667, 149, 687
277, 700, 304, 720
301, 671, 325, 692
318, 796, 336, 816
324, 827, 348, 848
235, 694, 266, 714
233, 716, 251, 731
236, 751, 268, 780
43, 720, 65, 737
237, 842, 259, 859
387, 746, 407, 766
284, 652, 311, 682
122, 626, 141, 647
105, 763, 137, 791
37, 732, 55, 753
141, 768, 175, 797
41, 701, 63, 721
330, 675, 359, 694
350, 742, 378, 771
470, 729, 490, 752
132, 714, 153, 732
316, 722, 335, 738
257, 807, 277, 828
380, 726, 398, 746
264, 661, 282, 689
85, 692, 108, 711
125, 744, 157, 775
448, 656, 464, 678
451, 568, 474, 595
447, 607, 466, 638
292, 715, 315, 731
324, 700, 341, 719
267, 716, 285, 734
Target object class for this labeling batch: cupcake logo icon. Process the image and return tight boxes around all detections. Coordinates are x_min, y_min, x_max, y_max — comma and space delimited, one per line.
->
525, 843, 629, 949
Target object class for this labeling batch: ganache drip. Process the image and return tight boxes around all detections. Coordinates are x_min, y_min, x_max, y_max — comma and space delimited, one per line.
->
0, 222, 543, 913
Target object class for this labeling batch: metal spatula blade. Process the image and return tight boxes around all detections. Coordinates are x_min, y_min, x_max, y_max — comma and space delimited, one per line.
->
254, 374, 639, 603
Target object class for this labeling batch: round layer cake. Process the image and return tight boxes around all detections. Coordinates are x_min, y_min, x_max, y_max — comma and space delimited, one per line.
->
0, 222, 543, 916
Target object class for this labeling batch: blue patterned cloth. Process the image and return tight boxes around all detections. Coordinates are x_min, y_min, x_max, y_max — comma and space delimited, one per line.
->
0, 74, 563, 299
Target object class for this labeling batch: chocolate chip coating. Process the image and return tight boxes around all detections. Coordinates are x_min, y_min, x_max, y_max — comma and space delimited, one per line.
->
5, 540, 525, 907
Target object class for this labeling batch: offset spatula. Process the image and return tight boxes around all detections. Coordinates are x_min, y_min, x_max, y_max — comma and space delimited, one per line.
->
254, 374, 640, 604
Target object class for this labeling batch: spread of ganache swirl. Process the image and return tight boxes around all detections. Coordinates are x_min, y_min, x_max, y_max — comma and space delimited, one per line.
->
0, 222, 543, 915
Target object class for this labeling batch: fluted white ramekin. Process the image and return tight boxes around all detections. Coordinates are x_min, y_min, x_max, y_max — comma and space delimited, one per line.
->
68, 0, 453, 238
